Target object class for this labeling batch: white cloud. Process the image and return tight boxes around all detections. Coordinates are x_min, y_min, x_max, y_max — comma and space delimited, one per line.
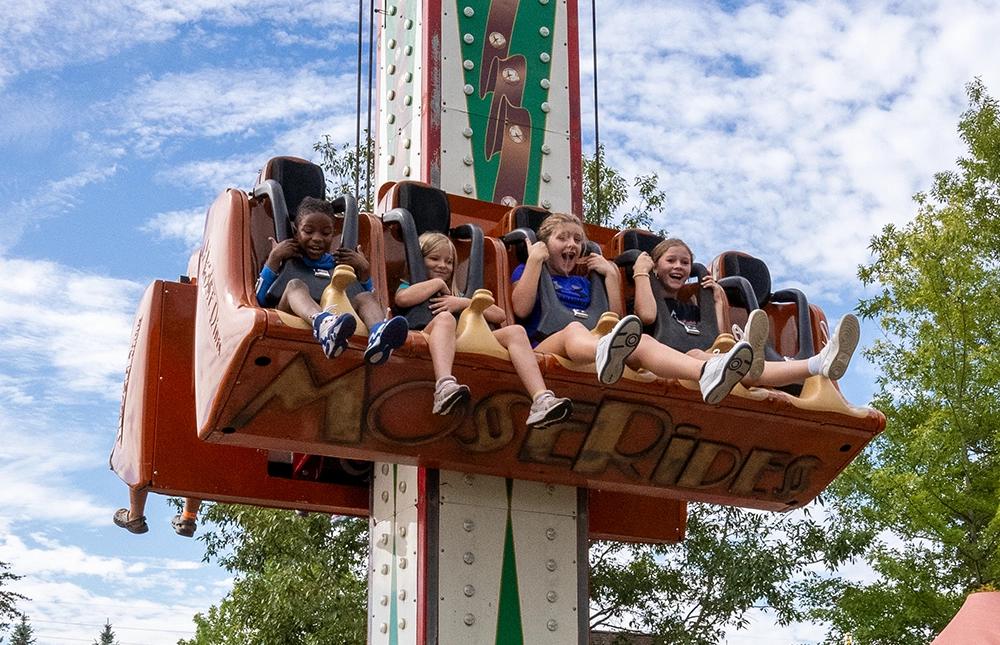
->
142, 208, 208, 249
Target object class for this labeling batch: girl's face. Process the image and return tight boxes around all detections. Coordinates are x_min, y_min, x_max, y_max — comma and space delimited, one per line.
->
545, 223, 585, 277
424, 245, 454, 282
293, 211, 335, 261
654, 245, 693, 296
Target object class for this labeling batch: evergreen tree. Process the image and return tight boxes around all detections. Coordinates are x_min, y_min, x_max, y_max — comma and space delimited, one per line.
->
93, 620, 118, 645
8, 616, 34, 645
0, 563, 26, 633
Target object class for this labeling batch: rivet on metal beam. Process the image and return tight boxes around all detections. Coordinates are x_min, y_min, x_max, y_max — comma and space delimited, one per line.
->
388, 39, 397, 49
463, 519, 475, 531
546, 528, 557, 540
388, 114, 396, 124
539, 26, 550, 37
387, 155, 396, 165
547, 591, 558, 603
540, 52, 550, 63
405, 72, 413, 82
381, 464, 390, 475
540, 78, 551, 89
542, 199, 552, 209
463, 183, 474, 194
403, 165, 411, 177
405, 19, 413, 29
541, 144, 552, 154
388, 5, 397, 14
381, 491, 390, 502
398, 525, 407, 537
542, 172, 552, 182
379, 623, 388, 634
541, 102, 551, 113
463, 552, 476, 564
464, 584, 476, 597
464, 473, 475, 485
388, 64, 396, 74
387, 90, 396, 100
547, 620, 558, 632
463, 33, 475, 44
539, 0, 549, 4
464, 614, 476, 626
463, 6, 474, 17
398, 481, 407, 493
381, 564, 390, 575
380, 533, 389, 545
463, 127, 474, 138
399, 557, 408, 569
404, 95, 412, 106
463, 155, 473, 166
546, 559, 558, 571
380, 595, 389, 606
464, 59, 475, 70
546, 484, 556, 494
404, 45, 413, 56
398, 618, 406, 630
398, 589, 407, 601
489, 32, 506, 48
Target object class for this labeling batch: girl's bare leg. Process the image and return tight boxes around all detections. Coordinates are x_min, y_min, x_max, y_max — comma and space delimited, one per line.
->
279, 280, 322, 320
686, 348, 811, 387
352, 291, 387, 328
128, 488, 148, 522
628, 335, 705, 381
534, 322, 598, 363
426, 312, 457, 381
493, 326, 546, 395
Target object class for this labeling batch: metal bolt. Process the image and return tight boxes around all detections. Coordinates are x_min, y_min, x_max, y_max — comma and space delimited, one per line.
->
464, 473, 475, 485
546, 559, 557, 571
387, 154, 396, 165
403, 165, 411, 177
379, 623, 388, 634
404, 45, 413, 56
541, 144, 552, 154
546, 528, 557, 540
489, 32, 506, 48
403, 138, 411, 149
463, 519, 475, 531
464, 84, 474, 95
399, 557, 408, 569
381, 564, 390, 575
542, 199, 552, 208
547, 590, 558, 603
540, 52, 551, 63
398, 525, 407, 538
464, 613, 476, 626
541, 102, 551, 113
539, 0, 549, 4
380, 595, 389, 606
547, 619, 558, 631
398, 589, 407, 600
387, 90, 396, 100
508, 125, 524, 143
463, 183, 474, 194
380, 533, 389, 545
500, 196, 518, 206
381, 464, 390, 475
464, 33, 475, 44
381, 491, 390, 503
463, 127, 474, 138
405, 19, 413, 29
463, 6, 474, 17
542, 172, 552, 182
539, 26, 550, 37
388, 5, 397, 14
404, 95, 412, 106
540, 78, 551, 89
388, 64, 396, 74
398, 618, 406, 630
464, 59, 475, 70
388, 39, 396, 49
464, 584, 476, 597
388, 114, 396, 124
405, 72, 413, 82
463, 552, 476, 564
399, 481, 407, 493
463, 155, 474, 166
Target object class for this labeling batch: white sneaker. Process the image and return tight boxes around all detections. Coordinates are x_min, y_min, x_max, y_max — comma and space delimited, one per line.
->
432, 376, 470, 415
740, 309, 768, 381
526, 390, 573, 428
595, 315, 642, 385
819, 314, 859, 380
699, 340, 753, 405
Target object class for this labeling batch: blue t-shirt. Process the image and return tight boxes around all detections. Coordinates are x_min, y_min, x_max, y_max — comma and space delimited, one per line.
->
256, 253, 372, 307
510, 263, 591, 340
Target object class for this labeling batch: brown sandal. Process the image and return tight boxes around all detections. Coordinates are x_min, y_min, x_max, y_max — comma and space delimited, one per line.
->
113, 508, 148, 534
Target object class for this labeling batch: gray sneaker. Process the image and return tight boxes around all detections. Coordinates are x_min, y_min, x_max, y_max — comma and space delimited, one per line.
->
595, 315, 642, 385
699, 340, 753, 405
526, 390, 573, 428
737, 309, 768, 381
433, 377, 470, 415
819, 314, 859, 380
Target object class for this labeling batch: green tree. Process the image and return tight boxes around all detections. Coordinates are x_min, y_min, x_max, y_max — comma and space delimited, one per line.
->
179, 504, 368, 645
582, 144, 667, 233
7, 616, 34, 645
0, 562, 26, 633
806, 78, 1000, 644
314, 131, 376, 213
93, 620, 117, 645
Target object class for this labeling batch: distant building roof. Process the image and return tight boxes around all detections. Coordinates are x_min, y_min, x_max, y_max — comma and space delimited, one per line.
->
590, 630, 655, 645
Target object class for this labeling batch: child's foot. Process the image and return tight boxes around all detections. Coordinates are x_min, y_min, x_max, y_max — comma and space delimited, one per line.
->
313, 312, 357, 359
738, 309, 768, 381
699, 341, 753, 405
595, 315, 642, 385
526, 390, 573, 429
432, 376, 471, 415
171, 515, 197, 538
365, 316, 409, 365
113, 508, 148, 534
819, 314, 860, 380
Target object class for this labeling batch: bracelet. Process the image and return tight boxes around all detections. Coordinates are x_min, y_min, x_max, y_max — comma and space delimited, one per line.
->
633, 272, 650, 277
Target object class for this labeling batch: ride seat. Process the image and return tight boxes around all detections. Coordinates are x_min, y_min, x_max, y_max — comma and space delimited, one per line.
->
380, 181, 486, 330
613, 230, 722, 353
710, 251, 816, 361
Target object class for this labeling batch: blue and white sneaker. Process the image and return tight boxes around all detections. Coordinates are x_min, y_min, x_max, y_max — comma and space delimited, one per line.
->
313, 312, 357, 359
364, 316, 409, 365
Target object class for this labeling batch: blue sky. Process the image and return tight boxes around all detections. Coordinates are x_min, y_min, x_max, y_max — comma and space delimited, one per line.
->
2, 0, 1000, 643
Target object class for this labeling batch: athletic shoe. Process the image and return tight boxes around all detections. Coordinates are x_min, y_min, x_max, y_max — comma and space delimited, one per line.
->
113, 508, 148, 534
699, 340, 753, 405
595, 315, 643, 385
364, 316, 409, 365
740, 309, 769, 381
526, 390, 573, 428
313, 312, 357, 359
819, 314, 860, 380
433, 376, 471, 415
171, 515, 197, 538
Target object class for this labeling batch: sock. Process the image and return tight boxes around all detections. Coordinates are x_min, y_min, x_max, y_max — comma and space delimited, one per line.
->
807, 351, 823, 376
436, 376, 456, 388
182, 510, 197, 520
532, 389, 548, 401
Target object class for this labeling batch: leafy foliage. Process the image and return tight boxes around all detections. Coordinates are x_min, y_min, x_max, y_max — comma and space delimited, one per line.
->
314, 131, 376, 213
808, 78, 1000, 644
582, 144, 667, 234
0, 563, 25, 633
179, 504, 368, 645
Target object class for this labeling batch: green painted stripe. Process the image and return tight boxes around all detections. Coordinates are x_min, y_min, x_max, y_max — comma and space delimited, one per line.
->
494, 478, 524, 645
